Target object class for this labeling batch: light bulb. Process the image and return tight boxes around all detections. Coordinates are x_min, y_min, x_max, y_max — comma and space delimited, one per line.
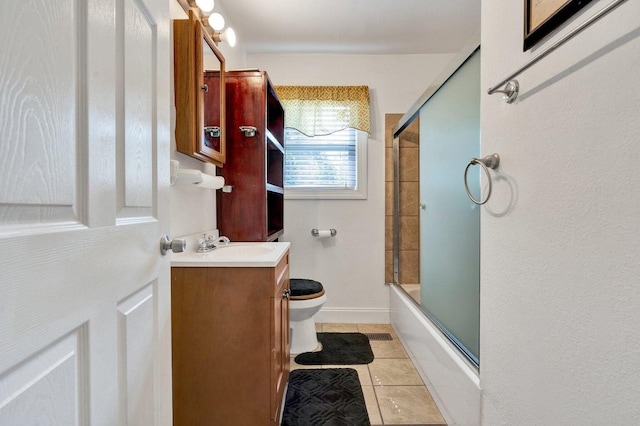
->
224, 27, 236, 47
195, 0, 214, 13
208, 13, 225, 31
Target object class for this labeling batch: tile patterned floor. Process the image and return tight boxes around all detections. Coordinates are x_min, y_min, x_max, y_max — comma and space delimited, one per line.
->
290, 323, 446, 425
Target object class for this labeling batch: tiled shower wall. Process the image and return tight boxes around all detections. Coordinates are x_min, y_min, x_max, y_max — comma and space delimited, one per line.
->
385, 114, 420, 284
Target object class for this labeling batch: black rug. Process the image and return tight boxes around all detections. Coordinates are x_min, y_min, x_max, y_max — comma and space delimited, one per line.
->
294, 333, 374, 365
281, 368, 370, 426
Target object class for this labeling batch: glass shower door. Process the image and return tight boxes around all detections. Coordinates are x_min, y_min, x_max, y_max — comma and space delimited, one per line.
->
419, 50, 481, 364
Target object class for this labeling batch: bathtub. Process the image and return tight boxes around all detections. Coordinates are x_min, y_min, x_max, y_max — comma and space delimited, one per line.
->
390, 284, 481, 426
399, 283, 421, 303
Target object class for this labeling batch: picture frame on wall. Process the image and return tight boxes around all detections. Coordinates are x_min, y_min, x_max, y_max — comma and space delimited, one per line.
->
524, 0, 594, 50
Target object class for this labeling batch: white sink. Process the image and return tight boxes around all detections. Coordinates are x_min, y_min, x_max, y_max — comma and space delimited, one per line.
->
200, 244, 274, 259
171, 240, 290, 267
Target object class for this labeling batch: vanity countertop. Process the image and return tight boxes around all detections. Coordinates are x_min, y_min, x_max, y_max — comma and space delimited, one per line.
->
171, 240, 290, 268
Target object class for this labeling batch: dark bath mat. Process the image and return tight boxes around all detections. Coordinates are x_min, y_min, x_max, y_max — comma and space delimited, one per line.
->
281, 368, 370, 426
294, 332, 374, 365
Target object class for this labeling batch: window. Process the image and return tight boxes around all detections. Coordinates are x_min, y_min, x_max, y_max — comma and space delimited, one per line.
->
284, 128, 367, 199
274, 85, 371, 200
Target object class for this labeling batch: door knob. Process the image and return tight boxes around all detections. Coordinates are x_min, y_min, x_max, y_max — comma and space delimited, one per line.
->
160, 235, 186, 255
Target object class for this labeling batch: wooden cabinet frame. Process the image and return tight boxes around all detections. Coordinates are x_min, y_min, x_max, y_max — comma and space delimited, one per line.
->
173, 10, 226, 166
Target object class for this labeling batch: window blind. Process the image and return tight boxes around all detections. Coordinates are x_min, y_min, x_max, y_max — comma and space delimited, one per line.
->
284, 128, 357, 189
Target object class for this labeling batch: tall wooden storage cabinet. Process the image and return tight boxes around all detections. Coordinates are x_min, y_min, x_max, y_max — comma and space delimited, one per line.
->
217, 70, 285, 242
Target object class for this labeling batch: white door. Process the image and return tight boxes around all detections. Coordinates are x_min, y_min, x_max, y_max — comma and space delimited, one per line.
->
0, 0, 172, 424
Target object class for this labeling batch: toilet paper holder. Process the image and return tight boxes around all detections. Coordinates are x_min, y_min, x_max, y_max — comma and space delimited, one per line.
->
311, 228, 337, 237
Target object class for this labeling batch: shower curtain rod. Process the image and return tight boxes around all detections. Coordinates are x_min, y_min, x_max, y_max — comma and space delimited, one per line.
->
487, 0, 628, 96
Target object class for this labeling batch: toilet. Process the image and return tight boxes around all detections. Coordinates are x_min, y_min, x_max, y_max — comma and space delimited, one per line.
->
289, 278, 327, 354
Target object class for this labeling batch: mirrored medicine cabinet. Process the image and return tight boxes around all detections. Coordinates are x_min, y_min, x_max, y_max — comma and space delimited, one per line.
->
174, 10, 226, 166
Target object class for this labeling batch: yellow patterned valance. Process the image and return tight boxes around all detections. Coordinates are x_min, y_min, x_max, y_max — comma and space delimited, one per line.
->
274, 86, 371, 136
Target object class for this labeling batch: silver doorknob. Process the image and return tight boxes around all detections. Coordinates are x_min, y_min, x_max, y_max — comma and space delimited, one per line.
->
160, 235, 186, 255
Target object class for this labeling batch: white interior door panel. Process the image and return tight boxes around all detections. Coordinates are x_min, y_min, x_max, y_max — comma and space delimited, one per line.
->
0, 0, 171, 424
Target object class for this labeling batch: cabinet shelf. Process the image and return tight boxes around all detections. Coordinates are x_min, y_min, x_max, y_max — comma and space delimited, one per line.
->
268, 229, 284, 242
267, 130, 285, 153
267, 183, 284, 194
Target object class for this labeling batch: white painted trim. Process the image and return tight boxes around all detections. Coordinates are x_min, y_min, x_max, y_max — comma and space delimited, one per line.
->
315, 307, 389, 324
390, 285, 480, 426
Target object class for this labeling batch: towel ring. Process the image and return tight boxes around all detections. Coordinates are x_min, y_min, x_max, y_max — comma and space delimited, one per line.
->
464, 153, 500, 205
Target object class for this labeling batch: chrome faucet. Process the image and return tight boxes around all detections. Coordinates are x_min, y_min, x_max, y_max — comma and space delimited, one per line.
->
197, 234, 216, 253
196, 234, 231, 253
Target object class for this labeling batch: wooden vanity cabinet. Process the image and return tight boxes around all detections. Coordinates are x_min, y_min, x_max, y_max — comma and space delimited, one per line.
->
171, 252, 290, 425
217, 70, 285, 242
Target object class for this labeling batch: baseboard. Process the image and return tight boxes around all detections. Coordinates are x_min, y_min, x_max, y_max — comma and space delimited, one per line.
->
315, 307, 390, 324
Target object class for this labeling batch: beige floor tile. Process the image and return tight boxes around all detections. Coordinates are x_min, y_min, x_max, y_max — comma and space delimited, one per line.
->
322, 364, 372, 386
374, 385, 446, 425
370, 340, 408, 359
361, 386, 383, 425
357, 323, 397, 336
315, 322, 323, 332
368, 359, 424, 386
322, 323, 359, 332
289, 359, 321, 370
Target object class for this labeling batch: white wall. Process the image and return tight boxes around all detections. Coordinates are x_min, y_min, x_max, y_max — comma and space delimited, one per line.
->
169, 0, 246, 237
481, 1, 640, 423
210, 0, 246, 70
247, 53, 453, 323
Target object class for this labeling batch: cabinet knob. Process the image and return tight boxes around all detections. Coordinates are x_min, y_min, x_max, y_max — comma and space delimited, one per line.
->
204, 126, 220, 138
283, 289, 291, 300
239, 126, 257, 137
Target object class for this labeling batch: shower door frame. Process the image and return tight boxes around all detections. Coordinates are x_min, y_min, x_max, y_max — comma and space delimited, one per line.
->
392, 35, 481, 368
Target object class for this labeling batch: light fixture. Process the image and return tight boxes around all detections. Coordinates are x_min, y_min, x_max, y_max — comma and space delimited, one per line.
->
213, 27, 236, 47
194, 0, 214, 13
189, 0, 236, 48
208, 13, 225, 31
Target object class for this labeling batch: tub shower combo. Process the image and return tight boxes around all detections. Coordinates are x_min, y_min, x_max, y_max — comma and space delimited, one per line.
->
389, 41, 487, 425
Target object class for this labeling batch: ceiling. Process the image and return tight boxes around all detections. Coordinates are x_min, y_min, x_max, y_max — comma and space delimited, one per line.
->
220, 0, 481, 55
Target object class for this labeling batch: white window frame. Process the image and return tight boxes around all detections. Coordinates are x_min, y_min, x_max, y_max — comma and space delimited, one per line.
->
284, 130, 368, 200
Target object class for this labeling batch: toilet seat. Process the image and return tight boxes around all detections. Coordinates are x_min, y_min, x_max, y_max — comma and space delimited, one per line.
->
290, 278, 325, 300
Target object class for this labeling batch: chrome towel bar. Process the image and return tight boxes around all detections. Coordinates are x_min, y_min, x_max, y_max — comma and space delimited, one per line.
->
488, 0, 628, 103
